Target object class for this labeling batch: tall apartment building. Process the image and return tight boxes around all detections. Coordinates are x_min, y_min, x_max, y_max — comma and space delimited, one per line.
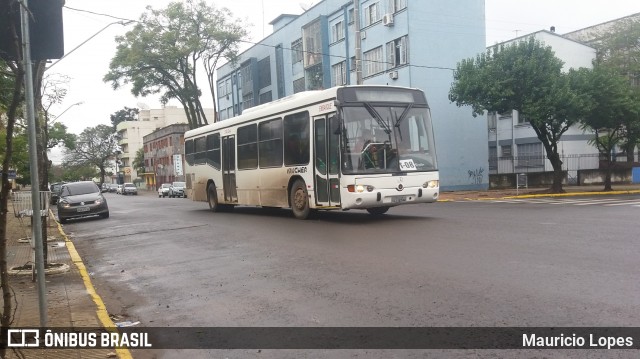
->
216, 0, 488, 190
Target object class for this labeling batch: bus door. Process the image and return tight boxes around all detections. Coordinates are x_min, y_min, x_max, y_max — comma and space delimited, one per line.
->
313, 114, 341, 207
221, 135, 238, 203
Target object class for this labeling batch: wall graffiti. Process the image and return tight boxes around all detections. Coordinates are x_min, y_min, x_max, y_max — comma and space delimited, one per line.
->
468, 168, 484, 185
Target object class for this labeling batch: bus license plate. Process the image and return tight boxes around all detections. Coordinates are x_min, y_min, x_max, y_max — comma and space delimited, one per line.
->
77, 207, 90, 212
390, 196, 407, 203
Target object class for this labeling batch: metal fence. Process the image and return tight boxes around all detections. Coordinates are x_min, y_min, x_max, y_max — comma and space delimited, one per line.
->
487, 153, 632, 175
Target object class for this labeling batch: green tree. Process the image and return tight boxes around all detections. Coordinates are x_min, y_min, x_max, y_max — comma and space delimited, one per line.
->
104, 0, 248, 129
132, 147, 145, 177
110, 106, 139, 131
595, 17, 640, 162
570, 65, 637, 190
449, 38, 586, 193
63, 125, 120, 185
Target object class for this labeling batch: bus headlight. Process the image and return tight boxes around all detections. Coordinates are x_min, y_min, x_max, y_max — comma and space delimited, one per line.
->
348, 185, 375, 193
423, 180, 439, 189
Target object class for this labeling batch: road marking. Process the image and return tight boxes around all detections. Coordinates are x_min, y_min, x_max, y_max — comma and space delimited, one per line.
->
56, 219, 134, 359
603, 201, 640, 207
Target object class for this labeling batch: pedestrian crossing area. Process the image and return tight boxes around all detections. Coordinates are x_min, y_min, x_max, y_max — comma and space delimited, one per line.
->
484, 197, 640, 208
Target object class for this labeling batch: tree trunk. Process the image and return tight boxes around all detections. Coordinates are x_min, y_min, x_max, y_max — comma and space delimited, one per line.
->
1, 61, 25, 359
548, 152, 565, 193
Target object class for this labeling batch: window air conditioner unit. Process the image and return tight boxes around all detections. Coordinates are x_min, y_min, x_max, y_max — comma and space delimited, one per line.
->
389, 71, 398, 80
383, 14, 394, 26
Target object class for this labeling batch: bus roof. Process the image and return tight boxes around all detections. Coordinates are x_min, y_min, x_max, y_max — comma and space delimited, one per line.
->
185, 85, 419, 138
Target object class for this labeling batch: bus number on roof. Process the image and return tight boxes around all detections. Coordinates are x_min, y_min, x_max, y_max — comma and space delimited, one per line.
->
318, 101, 334, 113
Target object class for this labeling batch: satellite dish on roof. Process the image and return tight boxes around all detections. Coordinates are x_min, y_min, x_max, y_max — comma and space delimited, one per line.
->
299, 1, 314, 11
137, 102, 150, 110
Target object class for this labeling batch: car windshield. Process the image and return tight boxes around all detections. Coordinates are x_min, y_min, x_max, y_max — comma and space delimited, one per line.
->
124, 184, 135, 188
162, 184, 171, 188
61, 183, 99, 196
172, 182, 185, 187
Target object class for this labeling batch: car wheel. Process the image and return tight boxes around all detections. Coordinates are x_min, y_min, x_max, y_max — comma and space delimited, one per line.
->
290, 179, 311, 220
101, 212, 110, 219
59, 217, 67, 224
366, 207, 390, 215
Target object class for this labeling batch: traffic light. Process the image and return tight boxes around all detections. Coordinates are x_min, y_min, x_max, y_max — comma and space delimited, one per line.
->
0, 0, 65, 61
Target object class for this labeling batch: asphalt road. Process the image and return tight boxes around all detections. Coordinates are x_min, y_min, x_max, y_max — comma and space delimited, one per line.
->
64, 192, 640, 358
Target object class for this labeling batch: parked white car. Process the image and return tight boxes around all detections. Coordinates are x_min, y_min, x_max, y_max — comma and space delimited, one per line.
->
169, 182, 186, 198
123, 182, 138, 195
158, 183, 171, 198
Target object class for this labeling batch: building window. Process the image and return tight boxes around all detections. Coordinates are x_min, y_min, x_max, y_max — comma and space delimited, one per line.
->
332, 61, 347, 86
240, 63, 252, 89
363, 46, 384, 77
225, 78, 231, 95
386, 35, 408, 68
517, 143, 543, 167
291, 38, 303, 64
293, 77, 305, 94
217, 80, 225, 98
390, 0, 407, 13
348, 8, 354, 23
331, 21, 345, 43
501, 145, 512, 158
488, 112, 497, 130
350, 56, 356, 72
243, 93, 254, 110
237, 71, 242, 89
364, 2, 380, 26
489, 146, 498, 170
302, 20, 322, 68
259, 118, 283, 168
259, 91, 272, 105
258, 56, 271, 89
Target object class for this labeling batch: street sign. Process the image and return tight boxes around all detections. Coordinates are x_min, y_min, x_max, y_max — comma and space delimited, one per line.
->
174, 154, 183, 176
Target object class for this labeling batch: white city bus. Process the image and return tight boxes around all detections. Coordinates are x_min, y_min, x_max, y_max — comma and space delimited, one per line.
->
184, 85, 439, 219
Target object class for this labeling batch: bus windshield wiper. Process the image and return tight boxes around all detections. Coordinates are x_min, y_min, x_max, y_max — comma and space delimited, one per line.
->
394, 104, 413, 128
363, 103, 391, 134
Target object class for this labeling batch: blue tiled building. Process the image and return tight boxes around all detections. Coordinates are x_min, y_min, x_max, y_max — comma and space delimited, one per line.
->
216, 0, 487, 190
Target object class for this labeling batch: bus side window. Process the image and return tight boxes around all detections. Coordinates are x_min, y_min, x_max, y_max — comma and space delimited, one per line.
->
284, 111, 310, 166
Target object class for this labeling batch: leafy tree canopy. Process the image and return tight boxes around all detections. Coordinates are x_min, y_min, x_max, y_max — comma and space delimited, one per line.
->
110, 106, 139, 130
104, 0, 249, 129
449, 38, 587, 193
63, 124, 119, 185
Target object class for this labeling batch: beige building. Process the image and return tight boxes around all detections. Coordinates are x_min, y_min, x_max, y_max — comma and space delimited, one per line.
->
116, 106, 215, 183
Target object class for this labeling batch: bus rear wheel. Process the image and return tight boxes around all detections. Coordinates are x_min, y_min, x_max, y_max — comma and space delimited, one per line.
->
367, 206, 390, 215
290, 179, 311, 220
207, 184, 222, 212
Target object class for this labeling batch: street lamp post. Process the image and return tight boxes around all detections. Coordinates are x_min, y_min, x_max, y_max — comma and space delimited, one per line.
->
114, 150, 122, 184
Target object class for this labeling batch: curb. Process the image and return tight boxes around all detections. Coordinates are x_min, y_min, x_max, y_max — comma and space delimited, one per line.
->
438, 189, 640, 202
55, 219, 134, 359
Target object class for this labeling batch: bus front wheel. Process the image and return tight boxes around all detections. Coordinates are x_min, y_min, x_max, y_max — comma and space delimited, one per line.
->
367, 206, 390, 215
290, 179, 311, 220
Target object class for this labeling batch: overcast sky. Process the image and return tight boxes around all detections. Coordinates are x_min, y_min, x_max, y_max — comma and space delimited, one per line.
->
47, 0, 640, 161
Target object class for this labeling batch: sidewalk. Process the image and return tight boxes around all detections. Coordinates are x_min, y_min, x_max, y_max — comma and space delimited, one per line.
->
438, 183, 640, 201
4, 211, 129, 359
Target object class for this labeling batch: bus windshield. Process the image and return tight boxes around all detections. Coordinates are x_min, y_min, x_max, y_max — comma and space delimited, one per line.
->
341, 105, 437, 174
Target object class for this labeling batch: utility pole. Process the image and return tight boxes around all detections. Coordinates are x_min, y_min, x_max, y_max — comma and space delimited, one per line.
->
20, 0, 47, 327
354, 0, 362, 84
